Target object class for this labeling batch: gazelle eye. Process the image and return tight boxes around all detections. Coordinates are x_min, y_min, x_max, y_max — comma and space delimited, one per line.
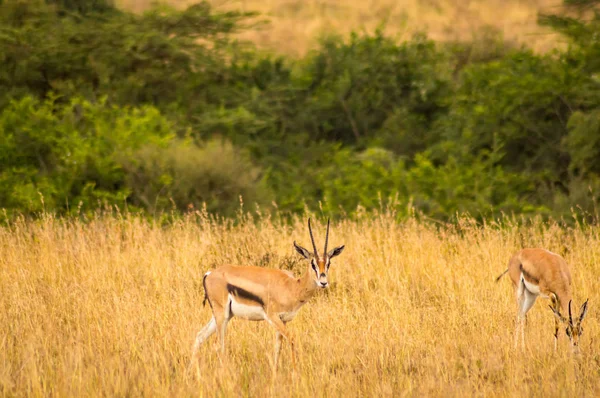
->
311, 261, 317, 271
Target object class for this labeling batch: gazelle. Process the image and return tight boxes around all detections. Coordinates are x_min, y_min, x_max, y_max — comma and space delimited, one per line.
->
496, 248, 589, 352
189, 218, 345, 373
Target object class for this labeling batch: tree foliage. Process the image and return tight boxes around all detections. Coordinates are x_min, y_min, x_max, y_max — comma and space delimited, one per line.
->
1, 0, 600, 220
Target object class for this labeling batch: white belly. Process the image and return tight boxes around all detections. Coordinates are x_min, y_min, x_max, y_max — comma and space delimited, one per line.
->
229, 296, 266, 321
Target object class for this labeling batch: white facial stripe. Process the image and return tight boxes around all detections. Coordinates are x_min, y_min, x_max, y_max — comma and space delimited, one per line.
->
311, 260, 319, 278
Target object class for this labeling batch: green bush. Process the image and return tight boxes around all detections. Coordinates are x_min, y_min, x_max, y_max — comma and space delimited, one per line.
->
0, 1, 256, 114
258, 32, 452, 151
121, 139, 270, 216
0, 96, 173, 213
2, 0, 600, 221
310, 148, 540, 219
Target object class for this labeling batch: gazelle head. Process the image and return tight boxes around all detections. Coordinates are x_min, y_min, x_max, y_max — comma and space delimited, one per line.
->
293, 218, 345, 288
550, 299, 589, 352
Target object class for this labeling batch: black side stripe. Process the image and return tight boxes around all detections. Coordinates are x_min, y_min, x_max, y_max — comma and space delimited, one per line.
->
226, 283, 264, 306
520, 264, 540, 284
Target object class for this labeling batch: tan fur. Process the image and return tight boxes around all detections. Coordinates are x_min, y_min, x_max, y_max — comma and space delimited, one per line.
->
189, 220, 344, 375
204, 265, 321, 316
498, 248, 588, 351
507, 248, 572, 312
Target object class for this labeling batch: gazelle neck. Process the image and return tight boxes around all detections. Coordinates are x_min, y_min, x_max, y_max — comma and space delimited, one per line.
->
557, 290, 573, 313
296, 268, 319, 302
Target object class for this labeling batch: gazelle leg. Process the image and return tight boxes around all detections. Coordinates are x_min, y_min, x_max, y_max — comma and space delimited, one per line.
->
265, 314, 295, 373
273, 331, 283, 375
515, 280, 526, 349
518, 288, 538, 348
515, 315, 525, 349
551, 295, 560, 350
189, 317, 217, 368
553, 317, 560, 351
215, 302, 232, 354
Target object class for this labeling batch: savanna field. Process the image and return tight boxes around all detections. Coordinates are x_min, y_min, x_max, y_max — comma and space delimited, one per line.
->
4, 0, 600, 396
2, 211, 600, 397
118, 0, 563, 55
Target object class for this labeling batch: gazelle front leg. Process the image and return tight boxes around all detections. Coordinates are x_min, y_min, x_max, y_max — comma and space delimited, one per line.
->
274, 332, 283, 371
265, 314, 295, 373
550, 294, 560, 350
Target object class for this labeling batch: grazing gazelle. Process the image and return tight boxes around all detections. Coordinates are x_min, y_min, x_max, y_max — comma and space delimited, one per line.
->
496, 248, 589, 351
189, 218, 345, 373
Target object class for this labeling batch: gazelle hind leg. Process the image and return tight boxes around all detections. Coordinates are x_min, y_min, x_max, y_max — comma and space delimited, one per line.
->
215, 299, 233, 354
515, 278, 526, 349
515, 277, 538, 349
518, 286, 538, 348
189, 317, 217, 368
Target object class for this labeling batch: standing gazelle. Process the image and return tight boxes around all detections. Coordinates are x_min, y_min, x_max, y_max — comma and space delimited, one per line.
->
496, 248, 589, 352
189, 218, 345, 373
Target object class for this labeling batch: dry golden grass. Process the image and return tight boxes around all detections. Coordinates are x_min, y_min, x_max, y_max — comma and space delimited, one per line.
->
1, 209, 600, 396
116, 0, 564, 56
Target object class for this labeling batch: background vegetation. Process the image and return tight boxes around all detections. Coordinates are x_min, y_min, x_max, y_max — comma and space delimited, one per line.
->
2, 0, 600, 221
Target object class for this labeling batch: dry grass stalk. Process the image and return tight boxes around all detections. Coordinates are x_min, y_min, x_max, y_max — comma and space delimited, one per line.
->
1, 211, 598, 396
116, 0, 563, 56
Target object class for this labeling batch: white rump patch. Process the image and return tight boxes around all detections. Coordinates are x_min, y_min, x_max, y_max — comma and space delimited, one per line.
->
229, 295, 266, 321
204, 271, 211, 277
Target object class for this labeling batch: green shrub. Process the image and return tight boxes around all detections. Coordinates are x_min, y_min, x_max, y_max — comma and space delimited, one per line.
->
0, 96, 172, 213
2, 0, 600, 221
121, 139, 270, 216
311, 148, 540, 219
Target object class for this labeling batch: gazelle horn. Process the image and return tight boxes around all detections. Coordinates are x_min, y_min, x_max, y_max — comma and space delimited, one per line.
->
324, 218, 330, 256
308, 218, 318, 258
568, 300, 573, 325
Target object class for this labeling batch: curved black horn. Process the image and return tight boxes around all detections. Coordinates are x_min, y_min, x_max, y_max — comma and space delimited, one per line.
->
308, 218, 318, 258
324, 218, 330, 256
568, 300, 573, 325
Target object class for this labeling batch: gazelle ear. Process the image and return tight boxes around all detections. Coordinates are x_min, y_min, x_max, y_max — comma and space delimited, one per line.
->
327, 245, 345, 259
579, 299, 589, 323
549, 305, 567, 324
294, 241, 312, 259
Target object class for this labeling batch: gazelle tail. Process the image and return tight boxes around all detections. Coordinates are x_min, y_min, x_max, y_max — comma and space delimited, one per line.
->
202, 271, 211, 307
495, 268, 509, 282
